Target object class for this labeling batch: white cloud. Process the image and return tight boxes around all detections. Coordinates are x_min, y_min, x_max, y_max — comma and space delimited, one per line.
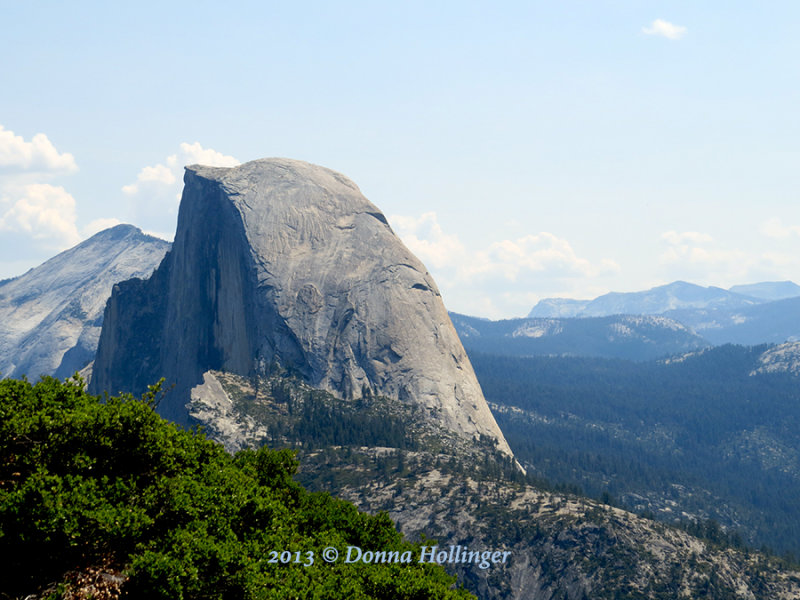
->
0, 126, 124, 265
122, 164, 176, 195
642, 19, 688, 40
660, 230, 737, 266
0, 127, 83, 253
0, 184, 81, 248
122, 142, 240, 232
0, 125, 77, 174
661, 230, 714, 246
658, 228, 800, 285
759, 217, 800, 239
390, 212, 619, 318
390, 212, 466, 270
124, 142, 239, 196
469, 233, 620, 282
173, 142, 241, 169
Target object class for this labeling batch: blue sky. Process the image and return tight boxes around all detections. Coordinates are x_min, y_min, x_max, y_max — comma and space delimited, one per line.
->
2, 1, 800, 318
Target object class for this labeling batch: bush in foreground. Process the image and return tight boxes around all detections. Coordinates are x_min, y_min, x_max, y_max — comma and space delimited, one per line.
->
0, 376, 471, 599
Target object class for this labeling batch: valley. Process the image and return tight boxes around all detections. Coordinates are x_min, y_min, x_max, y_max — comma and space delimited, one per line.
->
470, 347, 800, 556
4, 158, 800, 598
186, 367, 800, 599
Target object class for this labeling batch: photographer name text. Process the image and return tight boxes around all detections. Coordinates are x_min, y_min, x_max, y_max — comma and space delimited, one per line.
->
268, 545, 511, 569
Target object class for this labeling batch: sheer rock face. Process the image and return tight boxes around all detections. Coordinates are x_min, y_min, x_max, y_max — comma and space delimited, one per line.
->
0, 225, 169, 381
90, 158, 512, 456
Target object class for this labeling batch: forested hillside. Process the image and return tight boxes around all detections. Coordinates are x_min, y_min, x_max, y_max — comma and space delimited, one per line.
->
7, 365, 800, 599
187, 368, 800, 599
471, 345, 800, 555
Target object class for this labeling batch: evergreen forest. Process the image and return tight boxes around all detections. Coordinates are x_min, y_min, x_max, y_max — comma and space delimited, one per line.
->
470, 345, 800, 556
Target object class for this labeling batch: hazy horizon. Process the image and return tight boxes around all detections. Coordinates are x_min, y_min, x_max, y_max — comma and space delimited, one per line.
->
3, 2, 800, 318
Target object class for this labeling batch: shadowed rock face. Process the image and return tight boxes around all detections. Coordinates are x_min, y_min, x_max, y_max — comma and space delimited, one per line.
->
0, 225, 169, 381
90, 158, 512, 456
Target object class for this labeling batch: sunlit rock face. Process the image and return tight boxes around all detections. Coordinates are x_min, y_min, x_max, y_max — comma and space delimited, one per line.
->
0, 225, 169, 381
90, 158, 512, 457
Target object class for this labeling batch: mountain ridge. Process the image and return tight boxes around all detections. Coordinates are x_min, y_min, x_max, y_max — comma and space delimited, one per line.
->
0, 224, 169, 381
528, 280, 783, 319
527, 280, 800, 348
450, 311, 710, 361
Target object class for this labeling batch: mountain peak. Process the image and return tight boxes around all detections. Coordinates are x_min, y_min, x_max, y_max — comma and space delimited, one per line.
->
0, 225, 170, 380
88, 223, 161, 243
92, 158, 513, 457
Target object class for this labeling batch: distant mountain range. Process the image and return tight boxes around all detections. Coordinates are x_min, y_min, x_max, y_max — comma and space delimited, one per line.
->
729, 281, 800, 300
450, 312, 709, 361
520, 280, 800, 352
663, 296, 800, 346
529, 280, 800, 318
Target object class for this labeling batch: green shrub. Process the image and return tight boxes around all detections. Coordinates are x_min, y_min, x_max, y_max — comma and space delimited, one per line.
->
0, 375, 472, 599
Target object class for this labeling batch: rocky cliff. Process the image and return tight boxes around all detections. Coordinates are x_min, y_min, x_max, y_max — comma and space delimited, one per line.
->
0, 225, 169, 381
90, 158, 512, 455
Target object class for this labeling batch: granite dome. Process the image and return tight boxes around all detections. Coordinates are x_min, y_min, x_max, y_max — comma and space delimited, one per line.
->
90, 158, 512, 457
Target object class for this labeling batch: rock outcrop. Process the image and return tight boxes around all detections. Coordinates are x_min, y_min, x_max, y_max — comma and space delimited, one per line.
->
751, 341, 800, 376
0, 225, 169, 380
90, 158, 512, 456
